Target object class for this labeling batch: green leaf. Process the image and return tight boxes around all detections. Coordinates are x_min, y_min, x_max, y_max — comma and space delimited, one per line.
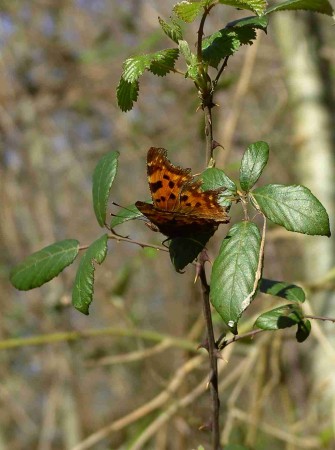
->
202, 25, 258, 69
122, 54, 153, 83
117, 50, 179, 111
201, 167, 237, 192
158, 16, 183, 43
72, 234, 108, 315
240, 141, 269, 191
116, 77, 139, 112
219, 0, 267, 16
226, 15, 268, 30
296, 319, 311, 343
110, 203, 143, 228
149, 48, 180, 76
169, 231, 214, 272
10, 239, 79, 290
92, 151, 119, 227
266, 0, 333, 16
178, 40, 199, 80
200, 167, 237, 207
211, 221, 261, 333
252, 184, 331, 236
255, 304, 303, 330
260, 279, 305, 303
173, 1, 207, 23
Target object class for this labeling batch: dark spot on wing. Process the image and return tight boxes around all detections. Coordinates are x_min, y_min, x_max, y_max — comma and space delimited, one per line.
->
170, 193, 176, 200
161, 196, 166, 201
163, 174, 170, 180
150, 180, 163, 193
168, 180, 175, 189
195, 202, 201, 207
186, 202, 191, 206
181, 194, 188, 201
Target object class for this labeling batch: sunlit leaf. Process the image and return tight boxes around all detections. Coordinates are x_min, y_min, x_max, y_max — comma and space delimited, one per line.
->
211, 221, 261, 333
203, 27, 256, 68
116, 77, 139, 112
10, 240, 79, 290
72, 234, 108, 315
260, 279, 305, 303
255, 304, 303, 330
173, 1, 208, 23
240, 141, 269, 191
149, 48, 180, 76
92, 151, 119, 227
266, 0, 333, 16
252, 184, 331, 236
158, 16, 183, 43
219, 0, 267, 16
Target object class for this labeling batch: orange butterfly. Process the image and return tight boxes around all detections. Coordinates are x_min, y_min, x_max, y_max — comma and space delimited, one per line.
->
135, 147, 230, 239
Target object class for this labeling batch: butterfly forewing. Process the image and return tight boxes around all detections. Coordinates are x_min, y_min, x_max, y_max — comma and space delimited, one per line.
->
147, 147, 193, 211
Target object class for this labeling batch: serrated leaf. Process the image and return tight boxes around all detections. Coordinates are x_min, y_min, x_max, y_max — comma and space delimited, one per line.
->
200, 167, 236, 207
240, 141, 269, 191
219, 0, 267, 16
260, 279, 305, 303
178, 40, 197, 66
266, 0, 333, 16
202, 27, 257, 69
10, 240, 79, 290
255, 304, 303, 330
211, 222, 261, 333
117, 50, 179, 111
173, 1, 207, 23
296, 319, 311, 342
92, 151, 119, 227
72, 234, 108, 315
252, 184, 331, 236
116, 77, 139, 112
169, 231, 214, 272
158, 16, 183, 43
110, 203, 143, 228
122, 55, 153, 83
149, 48, 179, 76
178, 40, 199, 80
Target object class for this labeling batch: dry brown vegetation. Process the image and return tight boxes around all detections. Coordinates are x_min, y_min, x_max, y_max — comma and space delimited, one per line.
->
1, 1, 335, 449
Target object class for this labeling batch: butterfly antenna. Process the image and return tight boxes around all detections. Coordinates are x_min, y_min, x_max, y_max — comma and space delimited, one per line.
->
111, 201, 137, 214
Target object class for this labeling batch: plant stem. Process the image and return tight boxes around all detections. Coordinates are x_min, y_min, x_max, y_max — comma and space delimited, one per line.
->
197, 7, 222, 448
198, 252, 221, 449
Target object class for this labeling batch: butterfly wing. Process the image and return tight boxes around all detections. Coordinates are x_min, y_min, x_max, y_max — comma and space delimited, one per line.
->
146, 147, 193, 210
136, 147, 230, 238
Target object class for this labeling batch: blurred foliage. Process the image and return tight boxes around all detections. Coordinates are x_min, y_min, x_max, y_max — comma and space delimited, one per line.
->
1, 1, 334, 449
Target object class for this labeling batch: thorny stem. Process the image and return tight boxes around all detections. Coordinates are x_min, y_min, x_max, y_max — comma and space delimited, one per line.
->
197, 8, 221, 449
198, 252, 221, 449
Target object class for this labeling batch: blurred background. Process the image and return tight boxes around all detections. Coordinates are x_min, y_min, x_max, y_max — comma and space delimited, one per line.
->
1, 1, 335, 449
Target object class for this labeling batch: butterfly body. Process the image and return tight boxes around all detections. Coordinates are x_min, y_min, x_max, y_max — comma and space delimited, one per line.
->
135, 147, 230, 239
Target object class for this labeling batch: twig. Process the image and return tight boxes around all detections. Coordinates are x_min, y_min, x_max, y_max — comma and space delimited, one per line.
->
304, 314, 335, 323
87, 340, 173, 367
198, 252, 220, 449
0, 327, 198, 352
108, 233, 168, 252
218, 328, 264, 350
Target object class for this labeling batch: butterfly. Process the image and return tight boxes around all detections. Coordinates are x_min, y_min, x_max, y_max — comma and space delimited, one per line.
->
135, 147, 230, 239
